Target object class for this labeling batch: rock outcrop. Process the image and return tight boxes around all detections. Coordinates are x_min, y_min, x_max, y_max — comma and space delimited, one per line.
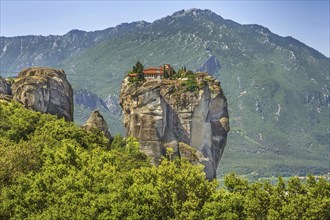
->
12, 67, 74, 121
0, 76, 13, 101
0, 77, 12, 95
120, 72, 229, 179
83, 110, 112, 140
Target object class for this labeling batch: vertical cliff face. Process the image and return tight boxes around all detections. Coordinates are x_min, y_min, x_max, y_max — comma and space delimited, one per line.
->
11, 67, 74, 121
120, 73, 229, 179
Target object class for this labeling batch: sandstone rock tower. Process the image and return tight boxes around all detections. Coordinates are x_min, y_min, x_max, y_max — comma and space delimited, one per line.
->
120, 72, 229, 179
12, 67, 74, 121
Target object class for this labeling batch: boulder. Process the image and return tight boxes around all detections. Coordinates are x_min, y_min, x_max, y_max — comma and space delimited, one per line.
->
12, 67, 73, 121
0, 76, 12, 95
0, 76, 13, 102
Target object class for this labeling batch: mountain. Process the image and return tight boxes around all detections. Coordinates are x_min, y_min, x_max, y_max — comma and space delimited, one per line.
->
0, 8, 329, 177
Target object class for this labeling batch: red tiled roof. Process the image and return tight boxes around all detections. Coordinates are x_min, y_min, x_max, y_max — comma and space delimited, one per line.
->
143, 66, 164, 75
144, 67, 162, 70
129, 65, 171, 77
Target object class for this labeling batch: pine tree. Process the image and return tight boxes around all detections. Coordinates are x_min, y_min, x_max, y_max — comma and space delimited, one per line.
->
163, 64, 169, 79
135, 61, 144, 81
132, 61, 144, 81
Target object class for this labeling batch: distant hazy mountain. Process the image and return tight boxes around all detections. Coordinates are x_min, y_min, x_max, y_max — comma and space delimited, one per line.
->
1, 8, 329, 177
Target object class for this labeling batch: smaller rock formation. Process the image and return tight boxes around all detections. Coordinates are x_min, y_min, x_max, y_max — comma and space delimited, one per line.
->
83, 110, 112, 140
0, 77, 12, 95
0, 76, 13, 102
12, 67, 74, 121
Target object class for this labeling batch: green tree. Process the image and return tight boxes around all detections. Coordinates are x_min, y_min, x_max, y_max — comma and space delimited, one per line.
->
201, 188, 247, 220
133, 60, 144, 81
163, 64, 169, 79
245, 182, 272, 219
111, 134, 125, 149
170, 67, 176, 79
183, 73, 198, 92
120, 159, 217, 219
224, 173, 249, 194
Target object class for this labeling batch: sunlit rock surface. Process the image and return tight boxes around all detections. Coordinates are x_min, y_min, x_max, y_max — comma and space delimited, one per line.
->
120, 73, 229, 179
83, 110, 112, 141
12, 67, 73, 121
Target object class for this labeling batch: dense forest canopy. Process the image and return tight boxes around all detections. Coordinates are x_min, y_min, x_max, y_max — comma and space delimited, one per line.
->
0, 102, 329, 219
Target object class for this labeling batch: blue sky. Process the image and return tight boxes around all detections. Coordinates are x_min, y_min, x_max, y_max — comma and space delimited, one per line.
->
1, 1, 329, 57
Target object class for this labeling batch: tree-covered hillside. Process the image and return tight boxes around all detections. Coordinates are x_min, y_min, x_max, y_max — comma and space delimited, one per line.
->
0, 102, 329, 219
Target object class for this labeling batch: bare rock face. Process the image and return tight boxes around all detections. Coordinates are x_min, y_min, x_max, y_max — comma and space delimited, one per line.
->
120, 73, 229, 179
12, 67, 73, 121
164, 141, 207, 165
83, 110, 112, 140
0, 76, 13, 102
0, 76, 12, 95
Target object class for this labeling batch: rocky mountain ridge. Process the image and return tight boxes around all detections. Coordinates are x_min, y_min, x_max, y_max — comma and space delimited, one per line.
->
0, 22, 150, 72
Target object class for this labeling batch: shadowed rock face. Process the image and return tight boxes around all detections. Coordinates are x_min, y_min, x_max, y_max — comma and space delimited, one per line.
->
0, 77, 13, 101
12, 67, 73, 121
120, 73, 229, 179
0, 77, 12, 95
83, 110, 112, 140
